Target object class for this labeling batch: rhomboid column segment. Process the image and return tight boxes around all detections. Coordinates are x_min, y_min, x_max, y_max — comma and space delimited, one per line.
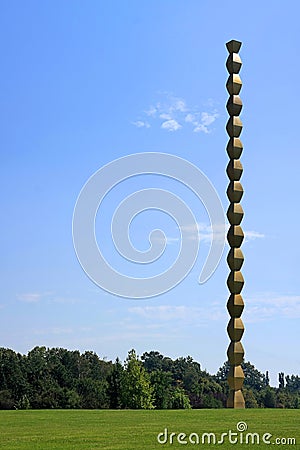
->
225, 39, 245, 409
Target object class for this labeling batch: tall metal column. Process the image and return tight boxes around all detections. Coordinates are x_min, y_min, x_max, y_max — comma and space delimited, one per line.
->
225, 39, 245, 408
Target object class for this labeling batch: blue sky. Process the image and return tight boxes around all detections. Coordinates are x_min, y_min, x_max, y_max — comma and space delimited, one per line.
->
1, 1, 300, 386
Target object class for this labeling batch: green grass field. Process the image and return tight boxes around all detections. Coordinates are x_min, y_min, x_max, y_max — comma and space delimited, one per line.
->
0, 409, 299, 449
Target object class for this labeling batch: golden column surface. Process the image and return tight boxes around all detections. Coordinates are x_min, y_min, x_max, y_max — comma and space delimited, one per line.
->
225, 39, 245, 409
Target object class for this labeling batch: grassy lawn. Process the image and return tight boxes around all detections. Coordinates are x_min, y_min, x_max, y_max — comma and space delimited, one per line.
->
0, 409, 299, 449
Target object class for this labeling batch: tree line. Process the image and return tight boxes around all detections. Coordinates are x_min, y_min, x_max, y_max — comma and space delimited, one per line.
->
0, 346, 299, 410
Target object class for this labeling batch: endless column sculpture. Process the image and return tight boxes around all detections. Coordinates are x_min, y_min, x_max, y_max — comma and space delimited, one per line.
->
225, 39, 245, 409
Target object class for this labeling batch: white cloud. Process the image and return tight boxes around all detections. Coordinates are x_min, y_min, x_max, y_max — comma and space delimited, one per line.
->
161, 119, 182, 132
53, 296, 81, 304
17, 292, 52, 303
129, 293, 300, 326
263, 295, 300, 306
175, 225, 262, 246
201, 111, 218, 126
193, 123, 209, 133
32, 326, 92, 336
129, 305, 187, 320
204, 98, 218, 108
192, 112, 219, 134
16, 292, 81, 305
159, 113, 172, 120
171, 98, 187, 112
132, 93, 219, 134
244, 230, 265, 241
166, 237, 180, 244
245, 294, 300, 322
128, 304, 226, 323
17, 293, 41, 303
151, 222, 264, 247
144, 106, 157, 117
150, 234, 180, 245
51, 327, 73, 335
197, 222, 227, 243
185, 113, 195, 123
132, 120, 150, 128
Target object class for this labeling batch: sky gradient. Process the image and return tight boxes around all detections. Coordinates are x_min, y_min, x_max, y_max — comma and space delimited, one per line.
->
1, 1, 300, 386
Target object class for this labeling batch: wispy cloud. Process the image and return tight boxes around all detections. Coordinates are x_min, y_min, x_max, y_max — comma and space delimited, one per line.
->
166, 237, 180, 244
49, 327, 73, 335
128, 293, 300, 326
32, 326, 92, 336
131, 120, 150, 128
129, 305, 187, 320
196, 223, 265, 244
144, 106, 157, 117
128, 304, 225, 322
186, 222, 226, 244
152, 222, 265, 246
16, 292, 81, 305
17, 292, 52, 303
244, 230, 265, 241
161, 119, 182, 132
53, 296, 81, 304
185, 111, 219, 134
245, 293, 300, 322
133, 93, 219, 133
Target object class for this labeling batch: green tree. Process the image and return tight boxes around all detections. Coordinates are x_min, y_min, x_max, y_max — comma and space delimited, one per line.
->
0, 348, 29, 406
107, 358, 124, 409
16, 394, 31, 410
141, 351, 164, 372
171, 386, 191, 409
243, 362, 267, 391
215, 360, 230, 382
141, 351, 173, 373
278, 372, 285, 389
182, 360, 202, 396
286, 375, 300, 393
77, 377, 109, 408
199, 377, 223, 408
276, 389, 293, 408
263, 388, 276, 408
243, 388, 258, 408
80, 351, 112, 381
26, 347, 58, 408
172, 356, 198, 382
0, 390, 14, 409
292, 395, 300, 409
60, 388, 81, 409
2, 346, 300, 410
150, 370, 173, 409
122, 349, 154, 409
